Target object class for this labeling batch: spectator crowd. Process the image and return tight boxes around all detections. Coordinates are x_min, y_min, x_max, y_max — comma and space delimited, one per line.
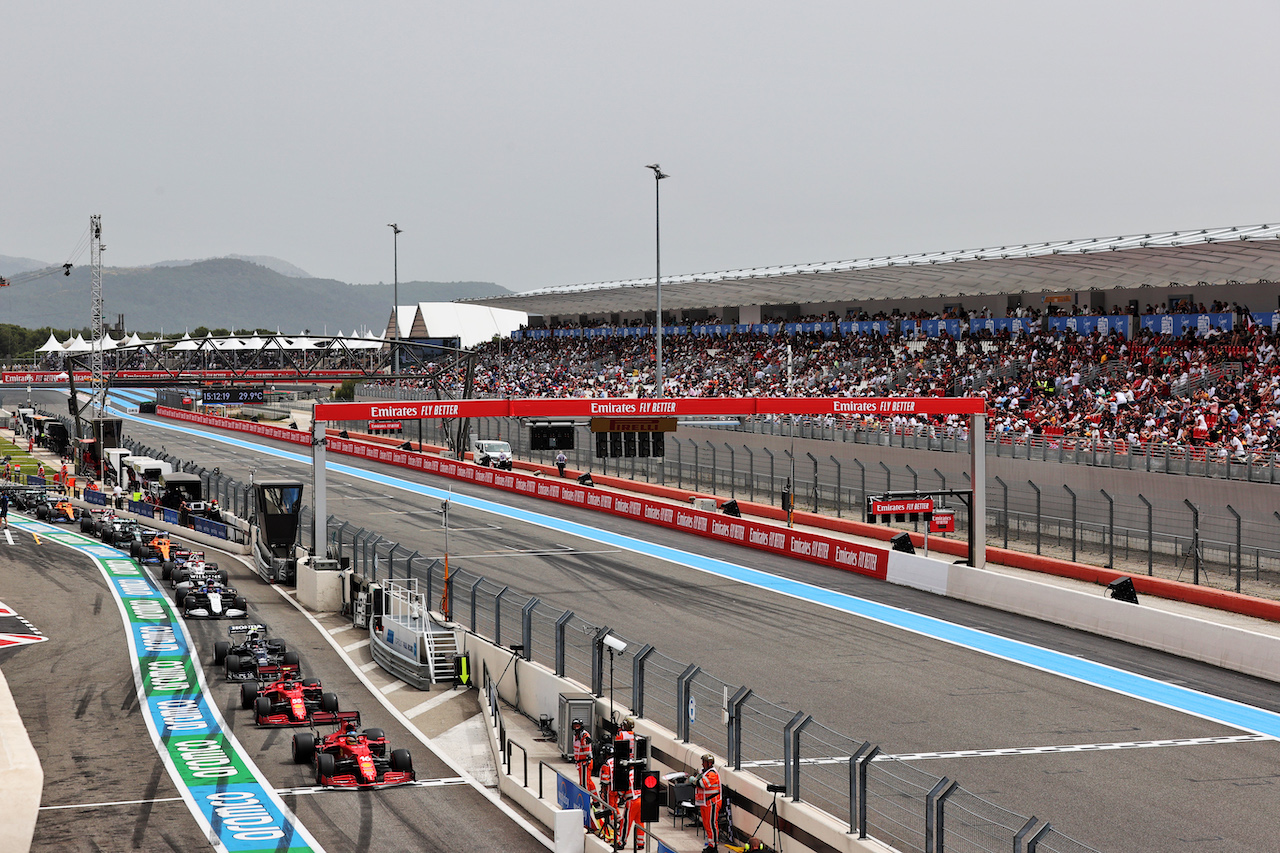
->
369, 308, 1280, 462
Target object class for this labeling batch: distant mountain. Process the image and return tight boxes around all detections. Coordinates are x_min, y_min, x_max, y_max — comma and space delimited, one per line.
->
0, 257, 511, 335
153, 254, 313, 278
0, 255, 53, 277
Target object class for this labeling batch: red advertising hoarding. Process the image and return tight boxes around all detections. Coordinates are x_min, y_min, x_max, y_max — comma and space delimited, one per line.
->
313, 395, 985, 423
870, 498, 934, 516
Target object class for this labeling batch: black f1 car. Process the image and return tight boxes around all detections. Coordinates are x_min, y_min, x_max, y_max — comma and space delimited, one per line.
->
214, 624, 300, 682
292, 721, 415, 788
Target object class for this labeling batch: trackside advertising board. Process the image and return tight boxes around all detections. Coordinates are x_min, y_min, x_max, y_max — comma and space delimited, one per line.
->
159, 406, 311, 446
313, 395, 986, 423
870, 499, 934, 515
158, 408, 889, 580
14, 519, 323, 853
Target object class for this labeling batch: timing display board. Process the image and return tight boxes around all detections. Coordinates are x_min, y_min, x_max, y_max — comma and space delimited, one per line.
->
203, 387, 265, 405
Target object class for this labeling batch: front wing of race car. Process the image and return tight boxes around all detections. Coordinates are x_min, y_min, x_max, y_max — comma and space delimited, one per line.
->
257, 706, 361, 728
318, 764, 416, 789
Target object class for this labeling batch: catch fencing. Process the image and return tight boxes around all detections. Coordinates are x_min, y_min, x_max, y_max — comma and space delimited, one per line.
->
460, 416, 1280, 597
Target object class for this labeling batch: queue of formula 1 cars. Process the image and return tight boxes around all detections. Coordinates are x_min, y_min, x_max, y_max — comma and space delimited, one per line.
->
75, 502, 420, 791
1, 484, 420, 790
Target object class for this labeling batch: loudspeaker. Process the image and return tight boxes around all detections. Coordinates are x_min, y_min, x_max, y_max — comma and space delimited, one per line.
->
595, 431, 608, 459
651, 432, 665, 457
1107, 576, 1139, 604
577, 473, 595, 487
609, 432, 623, 458
721, 499, 741, 518
890, 532, 915, 554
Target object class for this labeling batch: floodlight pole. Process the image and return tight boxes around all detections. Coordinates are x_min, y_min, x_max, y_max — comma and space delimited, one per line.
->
646, 164, 668, 397
388, 223, 402, 391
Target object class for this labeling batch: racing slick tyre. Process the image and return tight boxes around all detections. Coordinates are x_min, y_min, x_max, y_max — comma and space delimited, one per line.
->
255, 696, 272, 722
364, 728, 386, 755
174, 568, 189, 585
240, 683, 259, 710
291, 732, 315, 764
175, 588, 187, 607
101, 529, 114, 545
301, 678, 319, 687
213, 641, 230, 665
268, 639, 287, 653
282, 651, 299, 667
320, 693, 339, 713
35, 505, 48, 520
231, 596, 247, 614
161, 562, 175, 581
316, 752, 336, 785
80, 516, 93, 532
217, 570, 229, 585
390, 749, 413, 773
224, 654, 242, 676
130, 541, 142, 558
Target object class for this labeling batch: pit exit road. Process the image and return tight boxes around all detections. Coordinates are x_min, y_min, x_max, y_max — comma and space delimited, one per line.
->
0, 508, 551, 852
113, 405, 1280, 853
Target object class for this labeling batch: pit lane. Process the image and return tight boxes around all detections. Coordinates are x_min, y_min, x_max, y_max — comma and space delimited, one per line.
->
0, 503, 551, 852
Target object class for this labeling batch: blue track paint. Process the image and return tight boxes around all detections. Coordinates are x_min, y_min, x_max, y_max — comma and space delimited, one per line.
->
111, 407, 1280, 740
16, 516, 324, 853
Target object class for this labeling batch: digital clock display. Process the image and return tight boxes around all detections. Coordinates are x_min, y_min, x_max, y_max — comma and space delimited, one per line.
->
203, 387, 265, 405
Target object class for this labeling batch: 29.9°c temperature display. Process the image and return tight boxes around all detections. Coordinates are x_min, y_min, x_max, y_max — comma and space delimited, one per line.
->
202, 387, 265, 405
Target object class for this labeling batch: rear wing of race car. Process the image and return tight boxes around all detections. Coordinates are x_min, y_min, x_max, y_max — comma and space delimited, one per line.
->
311, 709, 361, 727
228, 623, 268, 636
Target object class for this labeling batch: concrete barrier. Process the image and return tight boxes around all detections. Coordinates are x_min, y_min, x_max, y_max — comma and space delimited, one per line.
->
935, 555, 1280, 682
0, 668, 41, 853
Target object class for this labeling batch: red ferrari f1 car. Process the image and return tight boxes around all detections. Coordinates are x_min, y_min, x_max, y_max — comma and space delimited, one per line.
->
292, 721, 415, 789
240, 677, 360, 728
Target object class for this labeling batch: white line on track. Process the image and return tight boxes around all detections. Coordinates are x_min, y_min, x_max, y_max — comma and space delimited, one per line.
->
737, 734, 1273, 768
343, 638, 371, 652
328, 624, 354, 635
3, 529, 12, 545
40, 796, 187, 811
403, 689, 470, 719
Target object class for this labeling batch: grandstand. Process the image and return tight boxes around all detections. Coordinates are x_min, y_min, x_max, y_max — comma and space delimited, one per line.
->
351, 223, 1280, 594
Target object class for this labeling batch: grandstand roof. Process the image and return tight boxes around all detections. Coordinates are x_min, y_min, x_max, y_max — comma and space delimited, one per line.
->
467, 223, 1280, 316
387, 302, 528, 349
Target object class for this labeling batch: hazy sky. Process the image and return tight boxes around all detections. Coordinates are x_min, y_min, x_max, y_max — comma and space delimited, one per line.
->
6, 2, 1280, 293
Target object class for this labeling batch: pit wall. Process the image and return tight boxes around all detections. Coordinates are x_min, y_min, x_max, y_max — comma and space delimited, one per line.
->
0, 668, 41, 853
464, 631, 883, 853
155, 407, 1280, 672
